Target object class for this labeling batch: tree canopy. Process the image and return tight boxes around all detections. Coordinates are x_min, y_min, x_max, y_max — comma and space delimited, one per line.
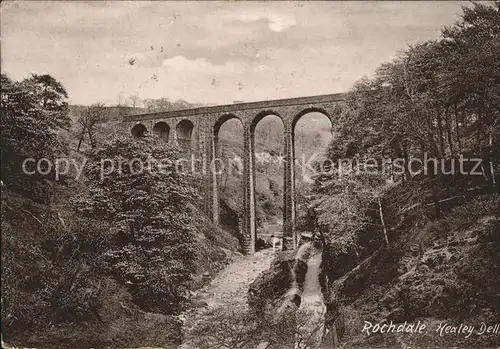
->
314, 1, 499, 243
1, 73, 70, 202
73, 136, 199, 313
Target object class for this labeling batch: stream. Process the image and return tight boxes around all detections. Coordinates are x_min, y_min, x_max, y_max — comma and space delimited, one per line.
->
180, 243, 329, 349
296, 247, 327, 349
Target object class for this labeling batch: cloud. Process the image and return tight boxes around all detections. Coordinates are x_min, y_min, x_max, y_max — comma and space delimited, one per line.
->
238, 12, 296, 32
161, 56, 237, 74
0, 1, 470, 106
267, 14, 296, 32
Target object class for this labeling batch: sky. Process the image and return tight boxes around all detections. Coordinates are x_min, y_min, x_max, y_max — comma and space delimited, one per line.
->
1, 1, 470, 107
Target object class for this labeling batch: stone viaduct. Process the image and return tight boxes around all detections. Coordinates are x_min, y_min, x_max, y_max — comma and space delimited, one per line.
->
122, 93, 345, 254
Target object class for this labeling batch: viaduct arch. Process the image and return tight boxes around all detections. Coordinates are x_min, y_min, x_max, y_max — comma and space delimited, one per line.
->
124, 93, 345, 254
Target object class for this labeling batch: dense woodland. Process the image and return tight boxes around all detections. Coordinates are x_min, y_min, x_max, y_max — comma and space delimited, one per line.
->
306, 1, 499, 233
305, 3, 500, 347
1, 74, 238, 347
1, 2, 499, 348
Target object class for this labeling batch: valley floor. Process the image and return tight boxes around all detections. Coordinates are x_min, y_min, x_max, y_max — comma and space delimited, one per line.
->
192, 248, 276, 309
180, 248, 276, 348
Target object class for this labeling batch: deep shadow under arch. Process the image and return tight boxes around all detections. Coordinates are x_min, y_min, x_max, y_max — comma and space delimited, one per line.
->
153, 122, 170, 141
176, 119, 194, 151
131, 123, 148, 138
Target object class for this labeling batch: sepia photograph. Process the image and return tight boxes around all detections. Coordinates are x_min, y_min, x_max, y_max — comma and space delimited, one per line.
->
1, 1, 499, 348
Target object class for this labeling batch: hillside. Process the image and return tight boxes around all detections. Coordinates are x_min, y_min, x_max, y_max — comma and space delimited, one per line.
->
313, 174, 499, 347
68, 98, 205, 123
1, 136, 240, 347
1, 74, 240, 347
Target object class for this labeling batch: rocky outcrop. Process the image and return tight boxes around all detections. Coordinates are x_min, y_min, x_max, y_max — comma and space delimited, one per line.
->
248, 250, 298, 315
247, 244, 320, 348
248, 244, 317, 316
319, 196, 500, 348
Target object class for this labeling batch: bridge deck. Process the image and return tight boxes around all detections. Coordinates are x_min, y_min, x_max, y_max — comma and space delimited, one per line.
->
124, 93, 345, 121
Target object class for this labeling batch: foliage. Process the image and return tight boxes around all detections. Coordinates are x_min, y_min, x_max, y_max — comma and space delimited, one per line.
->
315, 2, 500, 241
313, 5, 500, 347
73, 135, 200, 314
76, 103, 109, 150
186, 305, 324, 349
329, 2, 499, 171
1, 190, 112, 333
17, 73, 71, 129
2, 114, 236, 346
0, 73, 69, 202
434, 193, 500, 232
142, 97, 204, 112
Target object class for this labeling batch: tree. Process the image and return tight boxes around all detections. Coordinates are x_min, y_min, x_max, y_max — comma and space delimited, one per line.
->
0, 73, 69, 202
313, 1, 500, 245
73, 135, 199, 314
18, 73, 71, 129
76, 103, 109, 150
142, 98, 203, 112
129, 94, 141, 108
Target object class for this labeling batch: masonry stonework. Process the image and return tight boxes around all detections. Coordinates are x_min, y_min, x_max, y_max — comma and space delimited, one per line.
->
122, 93, 345, 254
